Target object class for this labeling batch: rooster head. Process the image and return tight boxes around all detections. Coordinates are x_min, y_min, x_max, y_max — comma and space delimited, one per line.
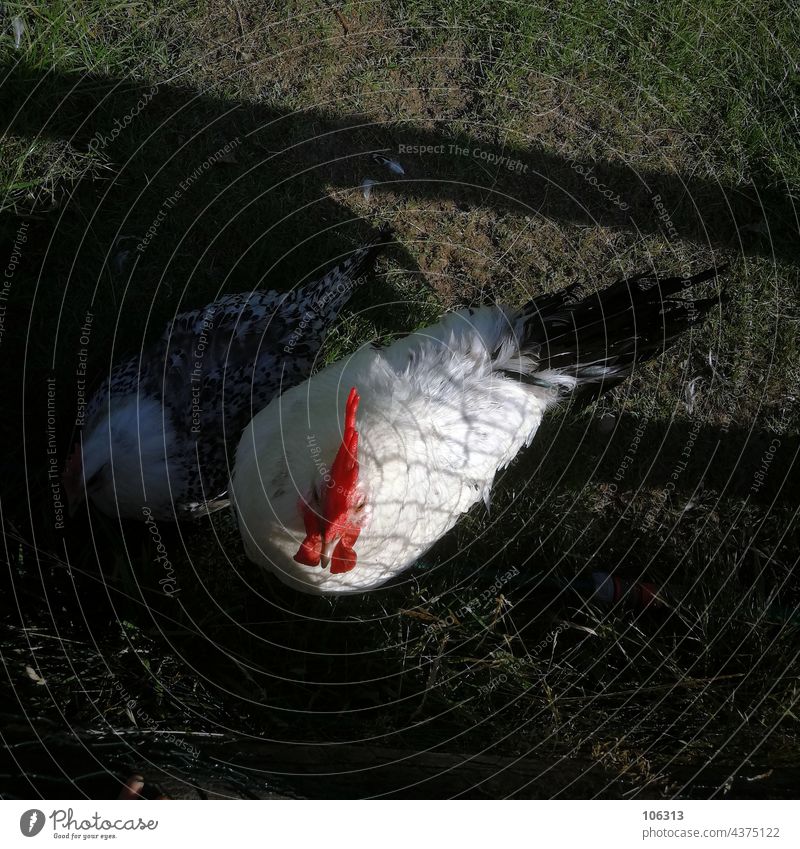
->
293, 387, 367, 574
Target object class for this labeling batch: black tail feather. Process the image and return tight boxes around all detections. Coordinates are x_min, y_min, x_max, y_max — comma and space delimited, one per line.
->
516, 265, 726, 398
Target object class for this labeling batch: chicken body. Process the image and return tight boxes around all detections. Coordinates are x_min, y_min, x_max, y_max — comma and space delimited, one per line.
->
232, 267, 723, 594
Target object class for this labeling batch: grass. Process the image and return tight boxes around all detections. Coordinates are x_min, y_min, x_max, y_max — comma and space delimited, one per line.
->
1, 0, 798, 798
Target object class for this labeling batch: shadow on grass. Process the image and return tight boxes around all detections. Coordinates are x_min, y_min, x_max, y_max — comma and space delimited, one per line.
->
6, 64, 798, 257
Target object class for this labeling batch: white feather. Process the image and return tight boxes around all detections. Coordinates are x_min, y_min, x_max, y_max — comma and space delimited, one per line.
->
231, 305, 553, 594
81, 396, 182, 519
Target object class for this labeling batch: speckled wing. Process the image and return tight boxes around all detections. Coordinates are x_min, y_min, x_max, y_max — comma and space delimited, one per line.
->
136, 290, 303, 511
143, 228, 392, 514
78, 229, 390, 518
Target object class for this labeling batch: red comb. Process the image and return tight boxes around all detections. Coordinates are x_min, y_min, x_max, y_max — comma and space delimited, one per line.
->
322, 387, 360, 540
294, 387, 361, 566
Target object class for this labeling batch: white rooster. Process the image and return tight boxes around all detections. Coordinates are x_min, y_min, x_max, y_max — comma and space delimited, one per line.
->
62, 229, 390, 520
231, 267, 723, 593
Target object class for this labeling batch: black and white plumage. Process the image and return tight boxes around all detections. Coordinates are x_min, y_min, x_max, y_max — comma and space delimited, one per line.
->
231, 267, 724, 594
63, 228, 391, 520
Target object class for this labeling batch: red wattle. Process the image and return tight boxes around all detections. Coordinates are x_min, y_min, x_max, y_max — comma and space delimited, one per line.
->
294, 500, 323, 567
329, 525, 361, 574
294, 535, 322, 566
330, 541, 357, 574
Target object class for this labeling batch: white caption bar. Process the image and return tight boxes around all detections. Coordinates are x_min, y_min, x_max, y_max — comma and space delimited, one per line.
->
1, 799, 796, 848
